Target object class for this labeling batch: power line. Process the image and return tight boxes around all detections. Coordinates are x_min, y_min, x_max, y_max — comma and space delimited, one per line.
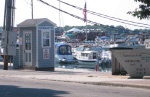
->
38, 0, 150, 29
38, 0, 98, 24
56, 0, 150, 28
23, 0, 32, 8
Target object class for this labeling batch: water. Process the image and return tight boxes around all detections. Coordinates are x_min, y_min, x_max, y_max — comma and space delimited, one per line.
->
55, 62, 112, 72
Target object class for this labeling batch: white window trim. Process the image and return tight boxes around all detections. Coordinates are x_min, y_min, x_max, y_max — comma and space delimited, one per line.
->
41, 29, 51, 48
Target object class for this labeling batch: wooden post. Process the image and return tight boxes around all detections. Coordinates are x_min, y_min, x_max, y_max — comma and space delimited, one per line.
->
3, 0, 13, 70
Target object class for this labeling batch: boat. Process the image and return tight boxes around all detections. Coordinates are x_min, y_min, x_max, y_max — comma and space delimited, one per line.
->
76, 50, 99, 68
107, 35, 145, 49
72, 44, 103, 68
77, 50, 98, 64
55, 42, 78, 64
72, 45, 89, 58
73, 44, 105, 58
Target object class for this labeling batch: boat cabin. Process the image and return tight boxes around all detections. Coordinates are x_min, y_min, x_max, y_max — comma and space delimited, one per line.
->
55, 43, 72, 55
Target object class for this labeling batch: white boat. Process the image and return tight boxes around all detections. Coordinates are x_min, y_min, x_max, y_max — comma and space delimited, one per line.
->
73, 45, 102, 58
73, 45, 89, 57
76, 50, 99, 68
108, 35, 145, 49
55, 42, 78, 64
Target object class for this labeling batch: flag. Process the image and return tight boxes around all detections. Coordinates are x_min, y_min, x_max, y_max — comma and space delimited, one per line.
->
83, 2, 86, 22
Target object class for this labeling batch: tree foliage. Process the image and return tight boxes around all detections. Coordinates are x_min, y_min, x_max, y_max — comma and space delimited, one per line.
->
55, 24, 150, 36
128, 0, 150, 19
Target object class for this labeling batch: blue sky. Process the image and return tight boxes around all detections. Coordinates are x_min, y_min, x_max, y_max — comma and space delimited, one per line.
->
0, 0, 149, 30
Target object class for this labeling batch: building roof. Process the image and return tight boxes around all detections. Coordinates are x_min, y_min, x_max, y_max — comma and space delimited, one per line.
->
66, 28, 83, 33
17, 18, 56, 27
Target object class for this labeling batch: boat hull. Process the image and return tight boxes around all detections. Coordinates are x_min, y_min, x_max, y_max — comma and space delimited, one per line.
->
59, 59, 78, 64
55, 55, 78, 64
78, 60, 97, 65
77, 59, 98, 68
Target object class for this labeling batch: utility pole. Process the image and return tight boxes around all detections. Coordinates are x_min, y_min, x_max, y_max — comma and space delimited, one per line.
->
3, 0, 14, 70
31, 0, 33, 19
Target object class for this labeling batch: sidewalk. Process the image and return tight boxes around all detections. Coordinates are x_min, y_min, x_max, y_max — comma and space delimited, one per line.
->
0, 64, 150, 89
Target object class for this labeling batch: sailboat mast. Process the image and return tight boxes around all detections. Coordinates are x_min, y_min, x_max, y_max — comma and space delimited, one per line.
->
83, 1, 87, 41
85, 1, 87, 41
59, 0, 61, 27
58, 0, 62, 36
86, 19, 87, 41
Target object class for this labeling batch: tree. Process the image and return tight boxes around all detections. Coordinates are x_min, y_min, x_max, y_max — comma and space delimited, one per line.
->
128, 0, 150, 19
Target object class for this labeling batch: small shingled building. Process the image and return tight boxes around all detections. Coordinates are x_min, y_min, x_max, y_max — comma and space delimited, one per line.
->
13, 18, 56, 71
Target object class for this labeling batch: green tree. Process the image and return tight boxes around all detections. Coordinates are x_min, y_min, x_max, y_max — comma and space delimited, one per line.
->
128, 0, 150, 19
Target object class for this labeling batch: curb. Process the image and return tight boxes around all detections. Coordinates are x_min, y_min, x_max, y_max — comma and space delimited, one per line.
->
82, 82, 150, 89
20, 76, 150, 90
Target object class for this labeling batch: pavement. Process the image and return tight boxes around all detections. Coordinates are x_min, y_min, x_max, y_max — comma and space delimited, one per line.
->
0, 62, 150, 89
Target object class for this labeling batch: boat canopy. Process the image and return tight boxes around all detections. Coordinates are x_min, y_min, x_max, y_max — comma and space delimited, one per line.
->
55, 43, 72, 55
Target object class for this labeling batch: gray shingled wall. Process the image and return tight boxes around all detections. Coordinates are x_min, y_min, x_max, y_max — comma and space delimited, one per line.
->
37, 21, 55, 68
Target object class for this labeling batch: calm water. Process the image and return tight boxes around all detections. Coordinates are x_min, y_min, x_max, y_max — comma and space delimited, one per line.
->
0, 59, 111, 71
55, 62, 112, 72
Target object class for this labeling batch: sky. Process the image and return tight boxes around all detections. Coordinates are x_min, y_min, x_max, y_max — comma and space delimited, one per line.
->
0, 0, 150, 30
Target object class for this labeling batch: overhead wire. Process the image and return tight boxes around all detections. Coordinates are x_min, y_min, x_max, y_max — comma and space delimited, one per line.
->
38, 0, 150, 29
23, 0, 32, 8
57, 0, 150, 27
38, 0, 100, 24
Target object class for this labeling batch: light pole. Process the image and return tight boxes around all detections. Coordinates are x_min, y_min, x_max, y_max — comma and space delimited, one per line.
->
31, 0, 33, 19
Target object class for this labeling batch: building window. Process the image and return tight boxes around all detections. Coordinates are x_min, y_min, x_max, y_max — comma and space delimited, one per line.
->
42, 30, 50, 47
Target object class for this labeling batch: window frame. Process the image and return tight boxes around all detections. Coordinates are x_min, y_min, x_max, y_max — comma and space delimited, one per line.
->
41, 29, 51, 48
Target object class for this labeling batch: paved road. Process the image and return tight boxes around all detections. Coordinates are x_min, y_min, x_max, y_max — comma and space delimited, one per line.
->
0, 77, 150, 97
0, 62, 150, 90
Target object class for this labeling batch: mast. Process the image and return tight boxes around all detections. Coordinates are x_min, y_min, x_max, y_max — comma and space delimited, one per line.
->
85, 18, 87, 41
83, 1, 87, 41
59, 0, 61, 35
